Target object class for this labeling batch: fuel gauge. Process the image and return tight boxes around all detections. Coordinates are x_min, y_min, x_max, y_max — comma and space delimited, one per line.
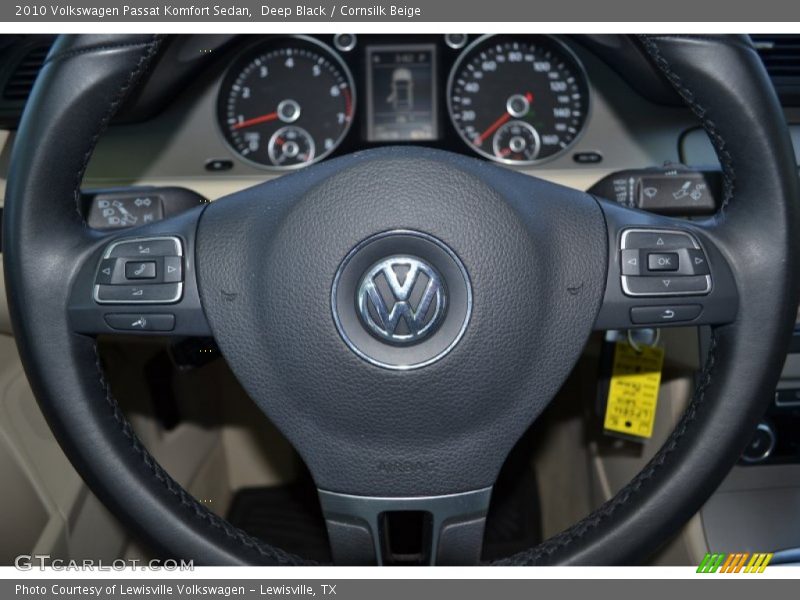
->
267, 126, 316, 167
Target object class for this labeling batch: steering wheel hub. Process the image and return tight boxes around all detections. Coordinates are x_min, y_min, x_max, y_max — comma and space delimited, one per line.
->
333, 229, 472, 369
193, 148, 609, 500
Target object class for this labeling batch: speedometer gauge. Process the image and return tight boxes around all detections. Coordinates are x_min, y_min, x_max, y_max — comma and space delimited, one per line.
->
447, 35, 589, 166
218, 36, 355, 170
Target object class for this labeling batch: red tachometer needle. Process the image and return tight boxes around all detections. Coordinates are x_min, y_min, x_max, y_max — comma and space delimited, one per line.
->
232, 111, 279, 130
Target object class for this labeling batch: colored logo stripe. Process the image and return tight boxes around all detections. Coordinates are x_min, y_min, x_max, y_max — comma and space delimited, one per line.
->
697, 553, 726, 573
697, 552, 773, 573
745, 553, 773, 573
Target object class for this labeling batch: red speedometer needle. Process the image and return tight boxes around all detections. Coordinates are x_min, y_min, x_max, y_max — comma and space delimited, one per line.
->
232, 111, 279, 130
473, 91, 535, 147
474, 112, 510, 147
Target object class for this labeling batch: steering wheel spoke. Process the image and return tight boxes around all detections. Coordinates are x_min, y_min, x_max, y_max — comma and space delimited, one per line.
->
68, 205, 211, 337
318, 487, 492, 565
593, 198, 739, 331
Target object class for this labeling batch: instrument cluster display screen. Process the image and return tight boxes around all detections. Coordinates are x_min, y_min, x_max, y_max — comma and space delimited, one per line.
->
366, 44, 438, 142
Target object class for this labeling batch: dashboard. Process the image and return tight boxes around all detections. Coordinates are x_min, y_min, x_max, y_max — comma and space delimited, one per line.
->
214, 34, 591, 170
77, 33, 709, 188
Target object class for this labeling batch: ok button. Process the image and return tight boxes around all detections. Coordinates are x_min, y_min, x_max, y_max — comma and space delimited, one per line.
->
647, 252, 679, 272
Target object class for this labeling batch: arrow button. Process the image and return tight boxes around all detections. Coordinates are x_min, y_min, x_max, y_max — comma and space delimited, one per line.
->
687, 248, 710, 275
623, 275, 710, 296
621, 249, 641, 275
95, 258, 118, 284
622, 230, 695, 250
162, 256, 183, 283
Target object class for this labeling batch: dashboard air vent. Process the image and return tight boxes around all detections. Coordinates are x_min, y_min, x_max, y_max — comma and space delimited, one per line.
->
2, 42, 50, 102
751, 34, 800, 105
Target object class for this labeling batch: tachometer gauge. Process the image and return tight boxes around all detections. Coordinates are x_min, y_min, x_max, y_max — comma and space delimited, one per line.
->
218, 36, 355, 170
447, 35, 589, 165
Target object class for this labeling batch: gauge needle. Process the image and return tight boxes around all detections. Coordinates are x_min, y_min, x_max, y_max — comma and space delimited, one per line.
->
232, 111, 279, 130
474, 113, 510, 147
473, 92, 534, 146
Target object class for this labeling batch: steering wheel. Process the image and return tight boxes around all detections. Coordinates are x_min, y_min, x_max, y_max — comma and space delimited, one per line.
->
4, 34, 799, 565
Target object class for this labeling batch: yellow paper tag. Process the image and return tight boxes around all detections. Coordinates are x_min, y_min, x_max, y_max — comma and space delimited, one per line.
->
604, 341, 664, 439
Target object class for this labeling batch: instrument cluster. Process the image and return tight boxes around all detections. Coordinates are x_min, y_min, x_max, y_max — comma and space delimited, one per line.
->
217, 34, 590, 170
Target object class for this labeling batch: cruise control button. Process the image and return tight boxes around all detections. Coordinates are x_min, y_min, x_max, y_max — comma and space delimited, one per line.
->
162, 256, 183, 283
108, 238, 181, 258
623, 275, 710, 296
104, 313, 175, 332
647, 252, 679, 272
622, 230, 695, 250
96, 283, 182, 303
630, 305, 702, 324
125, 261, 157, 279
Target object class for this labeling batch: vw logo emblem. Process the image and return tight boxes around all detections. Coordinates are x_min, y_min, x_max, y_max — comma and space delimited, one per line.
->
332, 230, 471, 370
356, 256, 447, 344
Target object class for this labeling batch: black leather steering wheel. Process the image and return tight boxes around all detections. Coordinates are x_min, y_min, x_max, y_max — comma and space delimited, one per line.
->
4, 34, 799, 565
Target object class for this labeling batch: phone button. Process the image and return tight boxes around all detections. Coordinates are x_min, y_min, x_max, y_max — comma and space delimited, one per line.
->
124, 261, 157, 280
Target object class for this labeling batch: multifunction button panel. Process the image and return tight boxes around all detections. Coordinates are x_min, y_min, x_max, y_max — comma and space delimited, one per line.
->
620, 229, 711, 297
93, 236, 184, 304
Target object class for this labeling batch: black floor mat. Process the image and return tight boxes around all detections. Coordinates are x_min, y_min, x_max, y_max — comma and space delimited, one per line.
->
227, 480, 333, 563
481, 444, 543, 561
227, 458, 541, 563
